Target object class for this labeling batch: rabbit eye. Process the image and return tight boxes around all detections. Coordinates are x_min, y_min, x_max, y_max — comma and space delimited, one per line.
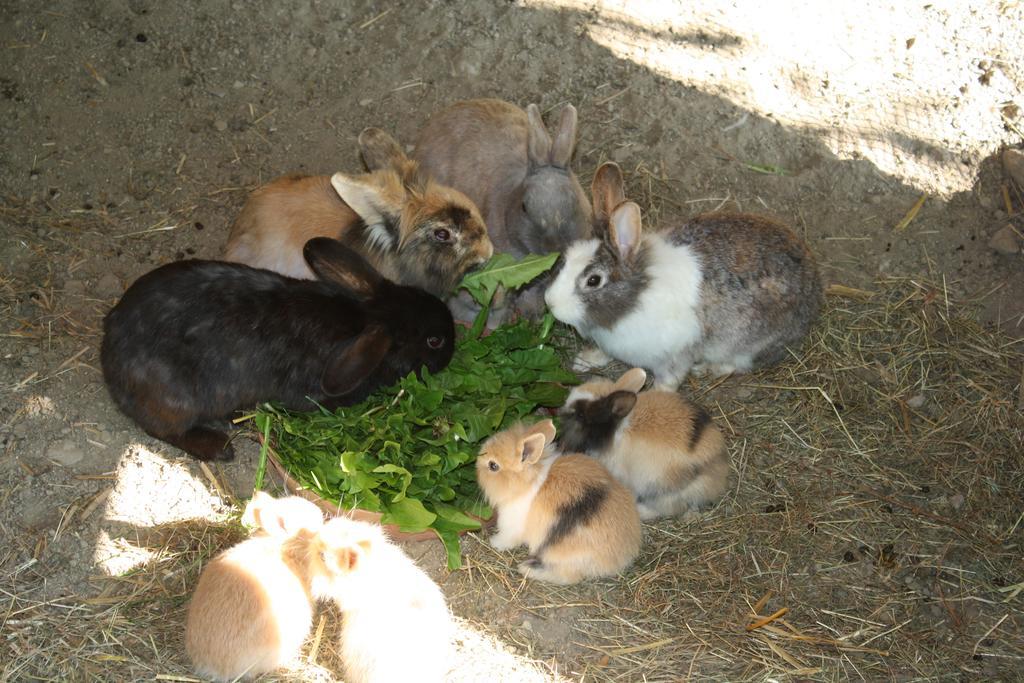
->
433, 228, 451, 242
426, 336, 445, 349
585, 274, 602, 288
488, 461, 499, 472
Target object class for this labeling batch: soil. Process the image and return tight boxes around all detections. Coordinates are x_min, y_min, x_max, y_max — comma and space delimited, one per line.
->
2, 1, 1023, 681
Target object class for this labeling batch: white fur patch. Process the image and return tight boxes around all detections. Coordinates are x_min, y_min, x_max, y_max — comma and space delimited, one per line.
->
545, 239, 599, 328
493, 457, 554, 548
590, 234, 703, 374
564, 387, 596, 405
364, 222, 396, 252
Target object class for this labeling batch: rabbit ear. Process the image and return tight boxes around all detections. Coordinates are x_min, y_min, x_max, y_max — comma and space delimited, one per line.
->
614, 367, 647, 393
605, 390, 639, 419
358, 127, 407, 172
607, 201, 643, 264
526, 104, 553, 166
303, 236, 384, 301
520, 418, 556, 463
591, 162, 626, 229
549, 104, 578, 168
241, 491, 277, 531
330, 172, 401, 252
321, 324, 393, 396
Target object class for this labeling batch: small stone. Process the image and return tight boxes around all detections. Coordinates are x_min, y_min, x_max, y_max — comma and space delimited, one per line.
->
611, 146, 631, 163
735, 386, 754, 399
213, 119, 228, 132
520, 619, 532, 631
988, 225, 1021, 255
906, 394, 926, 409
978, 196, 994, 210
358, 98, 373, 107
949, 493, 965, 510
47, 439, 85, 466
64, 279, 86, 294
95, 273, 123, 298
232, 80, 244, 89
1002, 148, 1024, 187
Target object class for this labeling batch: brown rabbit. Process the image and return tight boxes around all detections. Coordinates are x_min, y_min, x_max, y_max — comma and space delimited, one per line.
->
185, 493, 325, 681
558, 368, 730, 519
476, 419, 641, 585
223, 128, 492, 297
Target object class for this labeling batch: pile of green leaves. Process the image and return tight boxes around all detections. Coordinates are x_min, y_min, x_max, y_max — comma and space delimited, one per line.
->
253, 253, 576, 569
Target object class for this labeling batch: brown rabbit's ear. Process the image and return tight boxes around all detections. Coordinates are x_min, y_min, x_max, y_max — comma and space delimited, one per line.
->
520, 418, 557, 464
330, 172, 402, 252
358, 127, 407, 172
604, 390, 639, 419
321, 324, 393, 396
241, 491, 276, 530
549, 104, 578, 168
607, 201, 643, 264
613, 367, 647, 393
303, 236, 384, 301
526, 104, 553, 166
591, 162, 626, 228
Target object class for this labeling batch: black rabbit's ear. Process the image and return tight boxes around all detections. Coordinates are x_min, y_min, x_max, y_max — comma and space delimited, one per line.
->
358, 127, 407, 172
591, 162, 626, 231
303, 237, 384, 302
321, 324, 393, 396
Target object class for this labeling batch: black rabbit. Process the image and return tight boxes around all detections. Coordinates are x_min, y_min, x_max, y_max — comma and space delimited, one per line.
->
101, 237, 455, 462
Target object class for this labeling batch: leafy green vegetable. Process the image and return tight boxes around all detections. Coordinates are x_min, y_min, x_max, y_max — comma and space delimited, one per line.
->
258, 314, 577, 570
458, 252, 560, 306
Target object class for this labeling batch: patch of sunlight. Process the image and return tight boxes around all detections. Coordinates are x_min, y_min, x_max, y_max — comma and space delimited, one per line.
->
92, 442, 230, 574
525, 0, 1023, 195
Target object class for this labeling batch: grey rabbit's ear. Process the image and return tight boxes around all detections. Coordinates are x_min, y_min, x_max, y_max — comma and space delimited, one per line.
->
607, 201, 643, 264
321, 324, 393, 396
549, 104, 578, 168
526, 104, 553, 166
591, 162, 626, 230
358, 127, 408, 172
303, 237, 384, 301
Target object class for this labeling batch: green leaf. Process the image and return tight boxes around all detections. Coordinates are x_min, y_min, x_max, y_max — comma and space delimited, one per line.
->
381, 496, 437, 533
457, 252, 560, 306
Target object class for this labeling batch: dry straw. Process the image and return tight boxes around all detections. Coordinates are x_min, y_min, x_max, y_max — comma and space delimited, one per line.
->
3, 277, 1023, 681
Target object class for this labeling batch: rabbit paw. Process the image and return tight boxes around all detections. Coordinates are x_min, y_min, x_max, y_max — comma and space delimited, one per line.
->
489, 531, 517, 551
572, 347, 613, 373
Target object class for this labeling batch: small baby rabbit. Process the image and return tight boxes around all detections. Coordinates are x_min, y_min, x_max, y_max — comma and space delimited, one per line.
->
476, 419, 641, 585
557, 368, 729, 520
413, 98, 592, 257
308, 517, 453, 683
101, 237, 454, 462
185, 493, 325, 682
545, 162, 823, 390
224, 127, 492, 297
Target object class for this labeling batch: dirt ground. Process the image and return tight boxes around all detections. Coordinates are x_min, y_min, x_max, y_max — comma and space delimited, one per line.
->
2, 1, 1023, 681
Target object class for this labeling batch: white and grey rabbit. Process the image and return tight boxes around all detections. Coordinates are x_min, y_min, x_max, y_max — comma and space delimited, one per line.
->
557, 367, 729, 520
545, 162, 823, 390
308, 516, 454, 683
411, 98, 592, 320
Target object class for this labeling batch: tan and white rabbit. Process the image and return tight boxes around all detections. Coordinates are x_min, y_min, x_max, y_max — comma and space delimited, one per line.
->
307, 516, 453, 683
545, 162, 824, 390
224, 127, 492, 297
185, 493, 325, 682
557, 368, 729, 520
476, 419, 641, 585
